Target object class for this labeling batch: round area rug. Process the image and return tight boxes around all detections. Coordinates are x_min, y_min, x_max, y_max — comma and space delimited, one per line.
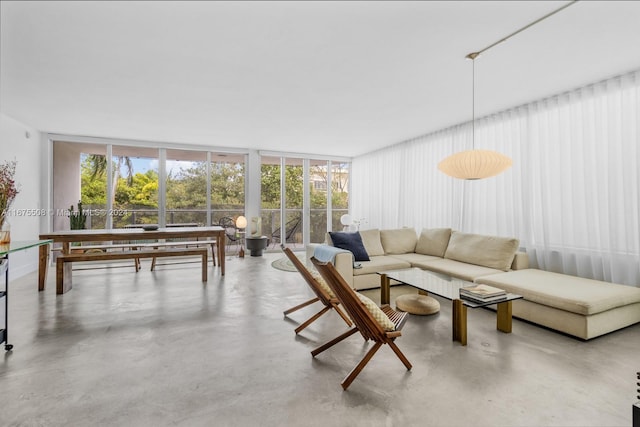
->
271, 257, 298, 272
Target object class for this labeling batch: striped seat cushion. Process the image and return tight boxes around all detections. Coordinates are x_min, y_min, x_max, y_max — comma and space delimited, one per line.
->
356, 293, 395, 331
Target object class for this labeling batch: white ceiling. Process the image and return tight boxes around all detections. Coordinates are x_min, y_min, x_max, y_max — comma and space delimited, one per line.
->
2, 1, 639, 158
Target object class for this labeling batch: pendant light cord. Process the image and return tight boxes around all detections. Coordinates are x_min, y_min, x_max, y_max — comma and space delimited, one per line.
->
471, 56, 475, 150
466, 51, 480, 151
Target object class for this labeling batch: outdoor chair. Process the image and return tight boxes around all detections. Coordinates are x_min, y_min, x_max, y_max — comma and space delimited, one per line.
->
281, 245, 352, 334
218, 216, 240, 252
310, 257, 412, 390
271, 216, 301, 248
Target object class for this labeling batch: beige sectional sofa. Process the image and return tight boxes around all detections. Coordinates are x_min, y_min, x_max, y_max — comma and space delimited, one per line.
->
317, 228, 528, 290
308, 227, 640, 340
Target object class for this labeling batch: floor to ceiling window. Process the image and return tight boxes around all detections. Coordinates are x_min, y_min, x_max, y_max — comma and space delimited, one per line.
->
210, 153, 245, 225
260, 155, 283, 247
112, 145, 159, 228
260, 156, 305, 248
51, 141, 246, 252
283, 157, 303, 247
50, 139, 349, 253
309, 159, 329, 243
165, 149, 208, 226
261, 154, 350, 249
329, 161, 350, 232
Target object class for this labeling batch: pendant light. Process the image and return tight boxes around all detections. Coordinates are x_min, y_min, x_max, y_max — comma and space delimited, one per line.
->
438, 52, 512, 180
438, 0, 578, 180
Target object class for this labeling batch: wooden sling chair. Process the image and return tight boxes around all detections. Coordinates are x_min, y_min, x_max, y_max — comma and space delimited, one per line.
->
281, 245, 352, 334
310, 257, 412, 390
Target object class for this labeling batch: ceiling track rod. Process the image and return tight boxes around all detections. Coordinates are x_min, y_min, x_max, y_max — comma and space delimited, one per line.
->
466, 0, 579, 59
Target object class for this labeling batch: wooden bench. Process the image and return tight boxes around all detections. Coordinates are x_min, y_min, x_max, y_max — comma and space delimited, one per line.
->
54, 240, 217, 271
56, 247, 208, 294
134, 240, 217, 270
56, 243, 148, 271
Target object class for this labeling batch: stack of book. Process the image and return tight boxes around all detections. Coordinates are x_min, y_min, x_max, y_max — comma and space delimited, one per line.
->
459, 284, 507, 303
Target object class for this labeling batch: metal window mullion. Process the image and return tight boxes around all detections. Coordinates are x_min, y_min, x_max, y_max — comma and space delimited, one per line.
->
280, 157, 286, 234
302, 158, 310, 246
106, 144, 113, 229
206, 151, 212, 226
327, 160, 332, 232
158, 148, 166, 227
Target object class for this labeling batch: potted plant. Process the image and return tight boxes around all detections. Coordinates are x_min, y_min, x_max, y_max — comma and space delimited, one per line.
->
69, 201, 87, 230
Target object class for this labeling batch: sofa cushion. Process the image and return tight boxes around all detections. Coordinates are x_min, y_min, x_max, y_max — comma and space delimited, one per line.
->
388, 253, 442, 266
359, 229, 385, 256
352, 256, 411, 276
415, 228, 452, 257
355, 293, 395, 331
444, 231, 519, 271
380, 228, 417, 254
511, 251, 530, 270
476, 269, 640, 316
328, 232, 370, 262
420, 258, 505, 282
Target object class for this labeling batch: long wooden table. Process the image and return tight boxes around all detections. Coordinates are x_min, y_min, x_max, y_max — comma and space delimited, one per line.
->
38, 226, 225, 294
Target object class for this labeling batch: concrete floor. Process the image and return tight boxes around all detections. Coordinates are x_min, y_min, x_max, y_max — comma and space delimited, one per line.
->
1, 252, 638, 427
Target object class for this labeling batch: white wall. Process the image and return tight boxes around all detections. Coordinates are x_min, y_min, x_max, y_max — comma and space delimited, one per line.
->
52, 141, 83, 231
0, 112, 43, 278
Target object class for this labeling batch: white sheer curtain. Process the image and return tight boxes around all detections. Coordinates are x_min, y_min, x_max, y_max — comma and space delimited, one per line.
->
351, 70, 640, 286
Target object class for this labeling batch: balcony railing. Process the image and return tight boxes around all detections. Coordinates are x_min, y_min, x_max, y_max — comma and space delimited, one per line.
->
81, 206, 348, 252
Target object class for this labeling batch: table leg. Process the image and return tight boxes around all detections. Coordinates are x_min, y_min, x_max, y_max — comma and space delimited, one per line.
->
497, 300, 513, 333
201, 251, 208, 282
57, 242, 72, 294
380, 274, 390, 305
452, 299, 467, 346
56, 259, 73, 294
38, 243, 50, 291
218, 233, 225, 275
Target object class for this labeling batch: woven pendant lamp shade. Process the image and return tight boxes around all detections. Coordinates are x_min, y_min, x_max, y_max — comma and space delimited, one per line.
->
438, 149, 512, 180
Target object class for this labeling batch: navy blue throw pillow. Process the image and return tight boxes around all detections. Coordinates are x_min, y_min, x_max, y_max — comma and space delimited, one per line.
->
329, 231, 370, 262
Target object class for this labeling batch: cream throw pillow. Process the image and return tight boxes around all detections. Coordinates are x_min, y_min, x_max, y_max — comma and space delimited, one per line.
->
380, 228, 418, 254
415, 228, 452, 257
358, 229, 385, 256
355, 293, 395, 331
444, 231, 519, 271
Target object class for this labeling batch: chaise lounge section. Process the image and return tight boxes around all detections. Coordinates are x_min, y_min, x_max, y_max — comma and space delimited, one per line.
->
476, 269, 640, 340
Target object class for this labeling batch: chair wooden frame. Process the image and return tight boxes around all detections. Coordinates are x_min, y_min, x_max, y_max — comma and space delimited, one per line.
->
281, 245, 352, 334
310, 257, 412, 390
